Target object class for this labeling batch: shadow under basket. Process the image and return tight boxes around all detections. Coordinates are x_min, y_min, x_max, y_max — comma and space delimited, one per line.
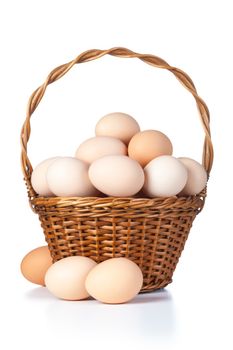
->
20, 47, 213, 293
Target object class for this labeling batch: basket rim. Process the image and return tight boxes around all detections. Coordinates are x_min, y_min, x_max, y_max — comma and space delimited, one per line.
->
31, 191, 206, 216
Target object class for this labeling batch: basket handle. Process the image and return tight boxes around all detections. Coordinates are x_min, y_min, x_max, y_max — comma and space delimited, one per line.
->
21, 47, 213, 198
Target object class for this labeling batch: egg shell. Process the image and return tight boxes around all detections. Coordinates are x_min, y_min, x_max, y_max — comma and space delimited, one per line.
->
128, 130, 173, 167
95, 112, 140, 144
88, 155, 145, 197
178, 157, 207, 196
46, 157, 98, 197
85, 258, 143, 304
45, 256, 97, 301
75, 136, 127, 164
31, 157, 59, 196
143, 155, 188, 197
20, 246, 53, 286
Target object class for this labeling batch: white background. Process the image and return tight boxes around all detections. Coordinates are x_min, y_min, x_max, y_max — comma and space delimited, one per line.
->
0, 1, 232, 349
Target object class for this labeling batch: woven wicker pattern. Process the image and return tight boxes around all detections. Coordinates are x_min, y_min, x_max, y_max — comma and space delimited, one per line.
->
20, 48, 213, 292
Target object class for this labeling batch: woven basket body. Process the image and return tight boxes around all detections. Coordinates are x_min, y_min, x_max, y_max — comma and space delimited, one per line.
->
21, 48, 213, 292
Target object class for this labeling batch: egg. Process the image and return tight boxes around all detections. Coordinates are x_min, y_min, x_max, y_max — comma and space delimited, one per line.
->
143, 155, 188, 197
89, 155, 144, 197
45, 256, 97, 300
75, 136, 127, 164
128, 130, 173, 167
85, 258, 143, 304
178, 157, 207, 196
95, 112, 140, 144
20, 246, 53, 286
46, 157, 98, 197
31, 157, 59, 196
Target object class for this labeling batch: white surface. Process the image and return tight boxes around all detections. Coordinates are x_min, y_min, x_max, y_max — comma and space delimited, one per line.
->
1, 0, 232, 349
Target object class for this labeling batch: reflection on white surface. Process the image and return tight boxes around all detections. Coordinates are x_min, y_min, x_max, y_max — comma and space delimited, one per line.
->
26, 287, 176, 343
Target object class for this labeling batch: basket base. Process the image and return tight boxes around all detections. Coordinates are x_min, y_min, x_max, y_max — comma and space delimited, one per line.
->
140, 279, 172, 293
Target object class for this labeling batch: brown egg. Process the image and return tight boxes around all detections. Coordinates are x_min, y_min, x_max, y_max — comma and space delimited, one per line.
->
128, 130, 173, 167
20, 246, 53, 286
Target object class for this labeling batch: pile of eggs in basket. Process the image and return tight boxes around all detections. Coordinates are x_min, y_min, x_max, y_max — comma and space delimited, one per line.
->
22, 113, 208, 304
31, 112, 207, 198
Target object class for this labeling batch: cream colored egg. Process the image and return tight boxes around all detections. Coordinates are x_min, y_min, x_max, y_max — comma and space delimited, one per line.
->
143, 155, 188, 197
179, 157, 207, 196
46, 157, 97, 197
85, 258, 143, 304
31, 157, 59, 196
128, 130, 173, 167
95, 112, 140, 144
75, 136, 127, 164
88, 155, 144, 197
45, 256, 97, 300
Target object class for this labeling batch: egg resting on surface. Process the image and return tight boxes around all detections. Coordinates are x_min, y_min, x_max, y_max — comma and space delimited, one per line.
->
85, 257, 143, 304
45, 256, 97, 300
20, 246, 53, 286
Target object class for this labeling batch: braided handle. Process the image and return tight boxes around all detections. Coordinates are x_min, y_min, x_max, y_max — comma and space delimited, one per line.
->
21, 47, 213, 198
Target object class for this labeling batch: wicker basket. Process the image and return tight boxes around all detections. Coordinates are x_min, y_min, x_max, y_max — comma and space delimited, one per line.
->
21, 47, 213, 292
